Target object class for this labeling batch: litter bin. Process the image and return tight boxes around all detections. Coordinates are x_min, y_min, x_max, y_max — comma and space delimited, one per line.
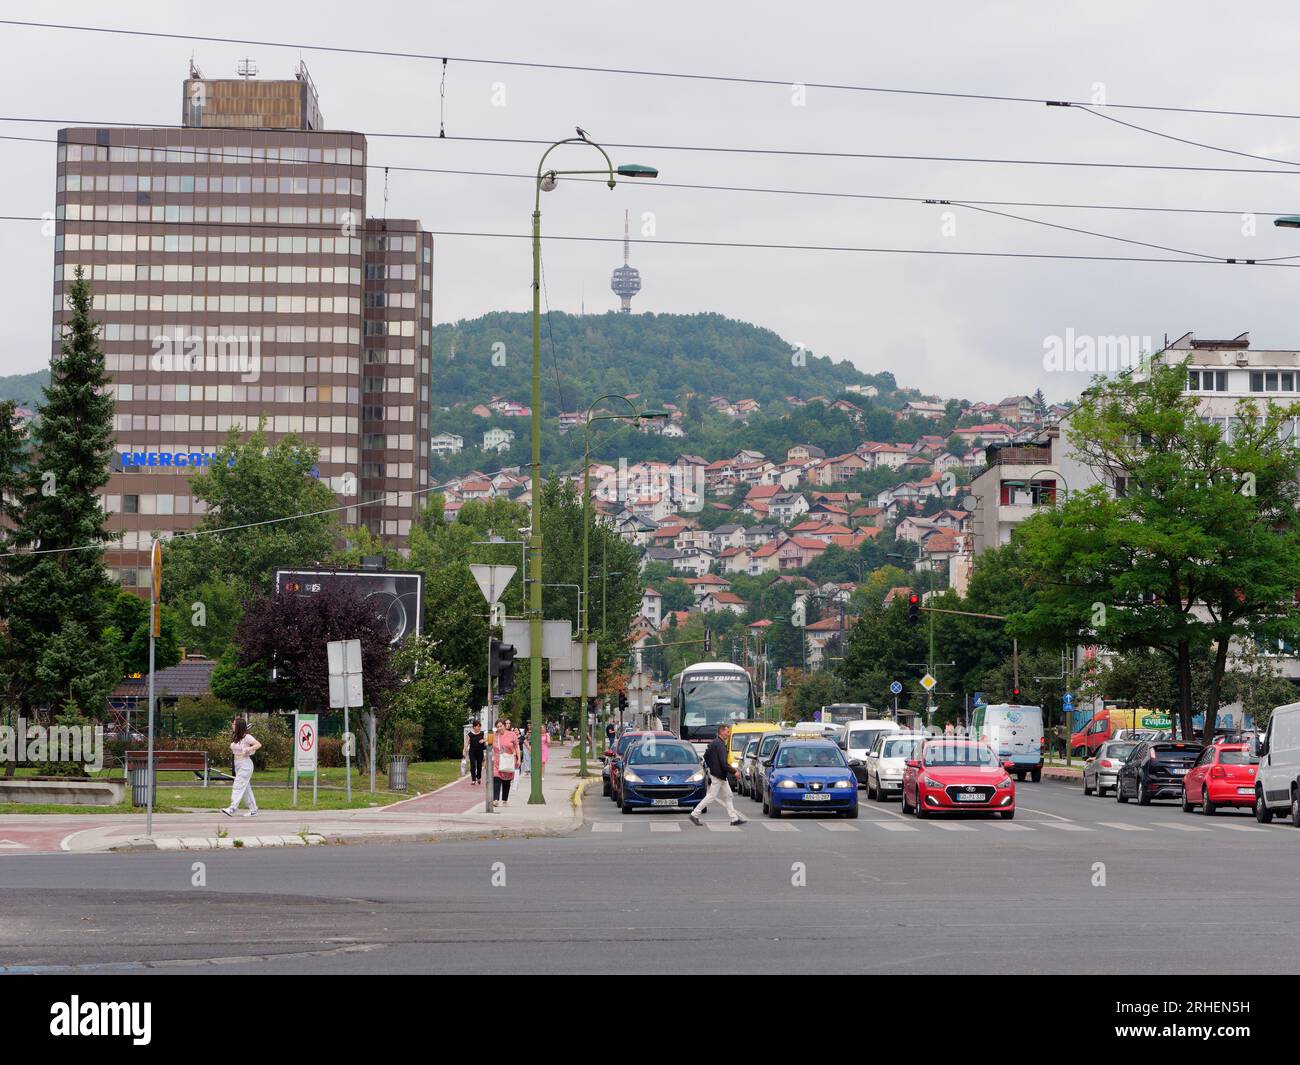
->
130, 766, 156, 807
388, 756, 409, 792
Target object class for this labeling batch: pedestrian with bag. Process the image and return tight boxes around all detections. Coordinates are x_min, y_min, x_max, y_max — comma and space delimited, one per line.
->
689, 723, 746, 827
493, 719, 519, 806
222, 717, 261, 818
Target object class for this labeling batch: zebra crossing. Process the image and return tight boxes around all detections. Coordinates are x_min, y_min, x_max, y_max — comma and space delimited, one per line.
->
585, 815, 1287, 837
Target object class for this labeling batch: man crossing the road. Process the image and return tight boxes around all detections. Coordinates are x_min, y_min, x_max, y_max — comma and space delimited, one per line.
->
690, 723, 747, 827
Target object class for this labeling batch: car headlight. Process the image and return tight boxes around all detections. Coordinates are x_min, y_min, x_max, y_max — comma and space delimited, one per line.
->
687, 770, 704, 783
996, 776, 1013, 790
777, 779, 799, 789
622, 769, 642, 784
922, 775, 943, 788
832, 779, 854, 789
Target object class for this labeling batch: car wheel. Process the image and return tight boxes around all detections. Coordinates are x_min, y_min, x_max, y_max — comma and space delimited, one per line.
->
1083, 776, 1094, 796
1291, 790, 1300, 828
1116, 779, 1128, 804
1015, 770, 1026, 782
1181, 788, 1194, 813
762, 789, 772, 817
915, 793, 928, 819
1137, 778, 1151, 806
1030, 768, 1042, 783
1202, 789, 1216, 816
602, 778, 610, 797
1000, 808, 1015, 820
865, 776, 875, 801
843, 804, 859, 820
1255, 790, 1273, 824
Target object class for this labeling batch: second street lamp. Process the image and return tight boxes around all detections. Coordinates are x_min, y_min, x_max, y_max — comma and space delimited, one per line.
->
527, 138, 657, 801
577, 395, 667, 777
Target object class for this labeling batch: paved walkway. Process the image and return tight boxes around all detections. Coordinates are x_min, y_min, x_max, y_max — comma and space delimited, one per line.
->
0, 758, 594, 854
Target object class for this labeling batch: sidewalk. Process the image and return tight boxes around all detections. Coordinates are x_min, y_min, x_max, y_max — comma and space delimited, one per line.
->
1, 757, 597, 854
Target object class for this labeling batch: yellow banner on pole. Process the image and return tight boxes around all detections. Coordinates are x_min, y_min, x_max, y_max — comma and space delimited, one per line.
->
150, 539, 162, 637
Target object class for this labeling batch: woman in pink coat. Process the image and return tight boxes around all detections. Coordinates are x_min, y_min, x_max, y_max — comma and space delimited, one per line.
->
492, 719, 520, 806
539, 729, 550, 777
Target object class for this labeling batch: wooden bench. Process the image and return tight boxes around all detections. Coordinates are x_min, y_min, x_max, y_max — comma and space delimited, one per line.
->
124, 750, 210, 786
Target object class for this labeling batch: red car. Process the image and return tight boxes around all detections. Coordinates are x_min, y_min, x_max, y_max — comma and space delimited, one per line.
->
1180, 742, 1259, 815
901, 738, 1016, 819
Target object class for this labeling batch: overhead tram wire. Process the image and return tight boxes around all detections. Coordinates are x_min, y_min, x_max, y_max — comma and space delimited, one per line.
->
1072, 105, 1300, 169
6, 17, 1300, 123
10, 128, 1300, 219
5, 116, 1300, 177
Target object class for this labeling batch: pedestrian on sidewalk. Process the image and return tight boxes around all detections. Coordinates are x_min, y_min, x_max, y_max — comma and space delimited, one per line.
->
539, 728, 550, 778
520, 726, 531, 775
464, 719, 486, 785
689, 723, 746, 827
222, 717, 261, 818
493, 719, 519, 806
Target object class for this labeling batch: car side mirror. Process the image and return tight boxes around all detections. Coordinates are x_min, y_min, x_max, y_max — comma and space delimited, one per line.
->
1003, 761, 1015, 771
762, 758, 773, 767
905, 759, 920, 769
1256, 737, 1269, 757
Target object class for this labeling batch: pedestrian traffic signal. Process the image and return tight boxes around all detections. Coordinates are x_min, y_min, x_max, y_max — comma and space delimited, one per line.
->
490, 639, 517, 694
908, 593, 920, 625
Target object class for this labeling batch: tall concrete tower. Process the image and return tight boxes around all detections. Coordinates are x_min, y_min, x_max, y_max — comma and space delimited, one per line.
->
609, 209, 642, 313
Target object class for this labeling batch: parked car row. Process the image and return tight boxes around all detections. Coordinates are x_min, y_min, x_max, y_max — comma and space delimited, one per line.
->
1082, 735, 1267, 819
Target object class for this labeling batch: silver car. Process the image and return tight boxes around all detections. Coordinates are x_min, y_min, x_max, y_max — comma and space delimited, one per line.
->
1083, 740, 1139, 797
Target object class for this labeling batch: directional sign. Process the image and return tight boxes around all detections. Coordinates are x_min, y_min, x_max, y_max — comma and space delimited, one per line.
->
920, 673, 937, 692
1062, 692, 1074, 711
889, 680, 903, 695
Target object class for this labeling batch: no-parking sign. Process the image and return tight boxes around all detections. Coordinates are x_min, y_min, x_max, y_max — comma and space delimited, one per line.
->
296, 714, 318, 777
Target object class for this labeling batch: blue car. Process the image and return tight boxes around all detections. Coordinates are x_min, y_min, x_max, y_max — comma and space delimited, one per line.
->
762, 740, 859, 818
619, 738, 708, 815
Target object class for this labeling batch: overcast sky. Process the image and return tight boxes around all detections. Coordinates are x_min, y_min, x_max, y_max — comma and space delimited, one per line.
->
4, 0, 1300, 402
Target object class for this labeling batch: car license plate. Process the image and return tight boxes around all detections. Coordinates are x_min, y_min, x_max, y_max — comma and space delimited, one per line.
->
651, 798, 678, 807
1237, 787, 1254, 795
803, 793, 831, 802
955, 793, 985, 802
1173, 768, 1188, 775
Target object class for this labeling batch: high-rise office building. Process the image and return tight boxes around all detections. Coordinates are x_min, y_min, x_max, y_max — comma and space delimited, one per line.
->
51, 63, 431, 589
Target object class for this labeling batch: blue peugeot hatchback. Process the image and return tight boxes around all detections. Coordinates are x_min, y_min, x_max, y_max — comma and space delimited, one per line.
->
619, 737, 708, 814
762, 739, 859, 818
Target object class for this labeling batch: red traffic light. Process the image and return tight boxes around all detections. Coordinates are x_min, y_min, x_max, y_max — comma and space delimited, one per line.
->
909, 594, 919, 605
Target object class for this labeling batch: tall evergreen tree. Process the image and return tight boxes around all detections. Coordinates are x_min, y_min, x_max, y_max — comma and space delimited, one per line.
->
2, 270, 118, 717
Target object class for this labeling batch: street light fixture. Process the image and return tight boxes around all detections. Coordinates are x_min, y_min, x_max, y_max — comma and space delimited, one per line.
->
526, 137, 657, 801
1274, 216, 1300, 228
575, 394, 667, 777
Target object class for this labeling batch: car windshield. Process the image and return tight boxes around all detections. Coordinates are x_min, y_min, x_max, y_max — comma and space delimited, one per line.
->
881, 738, 921, 759
1104, 743, 1137, 761
846, 729, 885, 749
1219, 748, 1259, 766
759, 734, 786, 755
618, 733, 664, 756
924, 742, 996, 767
774, 745, 846, 768
628, 743, 697, 765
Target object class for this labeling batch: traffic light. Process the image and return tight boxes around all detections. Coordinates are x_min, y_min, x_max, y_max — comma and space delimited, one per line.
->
490, 639, 517, 694
1011, 686, 1021, 703
907, 593, 920, 626
704, 628, 711, 653
617, 691, 628, 713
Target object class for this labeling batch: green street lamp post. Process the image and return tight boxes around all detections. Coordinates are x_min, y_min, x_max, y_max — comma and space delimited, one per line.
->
577, 394, 666, 777
527, 139, 657, 801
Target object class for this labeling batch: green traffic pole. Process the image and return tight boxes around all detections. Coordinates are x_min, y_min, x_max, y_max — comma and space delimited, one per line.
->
528, 187, 545, 803
580, 421, 591, 779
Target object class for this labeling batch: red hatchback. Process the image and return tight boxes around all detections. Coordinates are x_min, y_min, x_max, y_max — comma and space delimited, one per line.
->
1181, 743, 1259, 815
901, 738, 1016, 819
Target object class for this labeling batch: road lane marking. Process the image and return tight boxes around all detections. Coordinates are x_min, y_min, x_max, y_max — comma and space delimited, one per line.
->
989, 823, 1034, 831
930, 823, 976, 831
649, 822, 681, 832
591, 822, 622, 833
820, 823, 859, 832
1043, 822, 1094, 832
1016, 806, 1071, 822
1151, 821, 1210, 832
761, 823, 798, 832
1096, 822, 1152, 831
875, 822, 918, 832
1219, 823, 1269, 833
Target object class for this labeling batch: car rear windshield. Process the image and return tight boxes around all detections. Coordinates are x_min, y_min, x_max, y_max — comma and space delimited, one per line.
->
1105, 743, 1137, 761
924, 743, 996, 767
1219, 749, 1259, 766
1153, 744, 1201, 759
847, 729, 886, 748
628, 743, 697, 765
775, 746, 846, 768
731, 732, 755, 751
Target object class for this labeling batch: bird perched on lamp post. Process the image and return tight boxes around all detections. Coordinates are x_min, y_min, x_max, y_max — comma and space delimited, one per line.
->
575, 126, 591, 141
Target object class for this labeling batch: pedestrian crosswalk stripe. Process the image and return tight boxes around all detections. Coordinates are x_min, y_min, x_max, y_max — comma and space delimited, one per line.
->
875, 822, 918, 832
989, 823, 1033, 831
649, 822, 681, 832
1043, 822, 1093, 831
931, 822, 976, 831
1220, 823, 1269, 832
1096, 822, 1151, 831
591, 822, 623, 832
1151, 821, 1210, 832
820, 822, 859, 832
705, 822, 742, 832
761, 822, 798, 832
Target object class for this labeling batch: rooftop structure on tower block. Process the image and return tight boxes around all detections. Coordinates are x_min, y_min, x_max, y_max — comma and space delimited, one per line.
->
610, 209, 642, 313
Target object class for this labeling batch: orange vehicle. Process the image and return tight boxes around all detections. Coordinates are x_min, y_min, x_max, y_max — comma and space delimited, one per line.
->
1071, 706, 1155, 756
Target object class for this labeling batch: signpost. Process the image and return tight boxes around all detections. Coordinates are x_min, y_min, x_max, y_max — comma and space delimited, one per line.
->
293, 713, 319, 806
327, 639, 363, 801
890, 680, 902, 723
469, 565, 517, 816
145, 538, 162, 837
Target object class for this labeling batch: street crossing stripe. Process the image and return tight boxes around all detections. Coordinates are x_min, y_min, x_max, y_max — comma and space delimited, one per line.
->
1151, 821, 1210, 832
705, 822, 743, 832
1096, 822, 1151, 831
875, 823, 918, 831
649, 822, 681, 832
1043, 822, 1093, 831
1219, 823, 1269, 832
931, 822, 976, 831
820, 823, 859, 832
761, 822, 798, 831
989, 822, 1033, 831
591, 822, 622, 832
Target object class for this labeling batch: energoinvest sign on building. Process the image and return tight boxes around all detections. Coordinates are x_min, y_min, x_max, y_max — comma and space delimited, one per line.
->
117, 450, 220, 469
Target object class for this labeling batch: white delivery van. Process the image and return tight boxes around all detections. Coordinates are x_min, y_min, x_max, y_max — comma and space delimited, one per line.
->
1253, 701, 1300, 824
841, 719, 902, 787
972, 703, 1044, 781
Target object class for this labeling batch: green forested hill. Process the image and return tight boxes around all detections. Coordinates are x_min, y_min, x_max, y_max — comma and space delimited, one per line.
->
0, 369, 49, 408
430, 311, 894, 413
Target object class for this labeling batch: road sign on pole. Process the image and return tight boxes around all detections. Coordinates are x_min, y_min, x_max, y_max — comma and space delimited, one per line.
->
889, 680, 903, 695
327, 639, 363, 801
294, 713, 319, 807
920, 673, 937, 692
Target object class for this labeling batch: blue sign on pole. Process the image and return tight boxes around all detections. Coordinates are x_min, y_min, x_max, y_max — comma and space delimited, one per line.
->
1063, 692, 1074, 711
889, 681, 903, 695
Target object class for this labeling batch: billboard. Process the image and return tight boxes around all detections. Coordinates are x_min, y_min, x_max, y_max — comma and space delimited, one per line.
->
274, 569, 424, 644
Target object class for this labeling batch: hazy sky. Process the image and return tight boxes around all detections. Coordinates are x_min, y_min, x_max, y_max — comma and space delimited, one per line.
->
4, 0, 1300, 403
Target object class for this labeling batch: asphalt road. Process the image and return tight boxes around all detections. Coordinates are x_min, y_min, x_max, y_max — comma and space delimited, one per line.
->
2, 778, 1295, 975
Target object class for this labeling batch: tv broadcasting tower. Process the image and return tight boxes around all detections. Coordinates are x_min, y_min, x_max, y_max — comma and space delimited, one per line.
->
610, 210, 642, 313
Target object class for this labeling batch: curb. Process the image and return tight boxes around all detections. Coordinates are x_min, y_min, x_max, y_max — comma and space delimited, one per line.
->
1042, 767, 1083, 782
113, 833, 326, 852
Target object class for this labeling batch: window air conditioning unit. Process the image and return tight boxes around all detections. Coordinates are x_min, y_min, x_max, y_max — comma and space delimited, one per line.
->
1235, 353, 1249, 366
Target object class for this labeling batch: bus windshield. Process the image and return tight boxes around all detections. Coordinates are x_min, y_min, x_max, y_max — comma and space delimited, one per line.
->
679, 676, 752, 741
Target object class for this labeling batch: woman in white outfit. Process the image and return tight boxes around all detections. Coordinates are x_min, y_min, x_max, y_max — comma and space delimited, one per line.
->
223, 717, 262, 817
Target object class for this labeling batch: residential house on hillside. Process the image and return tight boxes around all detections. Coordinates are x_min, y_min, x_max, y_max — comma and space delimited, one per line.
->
932, 452, 962, 473
640, 587, 662, 628
488, 397, 531, 417
805, 615, 852, 669
710, 524, 747, 552
901, 400, 946, 419
744, 524, 781, 547
996, 395, 1038, 423
699, 590, 747, 616
685, 574, 731, 599
961, 447, 987, 473
858, 442, 911, 469
483, 428, 515, 453
430, 432, 464, 455
769, 491, 810, 525
615, 512, 657, 546
748, 539, 782, 576
953, 422, 1015, 446
717, 545, 753, 575
787, 444, 826, 463
776, 536, 829, 571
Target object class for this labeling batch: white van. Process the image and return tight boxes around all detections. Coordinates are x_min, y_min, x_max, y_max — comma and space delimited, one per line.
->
972, 703, 1044, 781
839, 720, 901, 788
1253, 701, 1300, 824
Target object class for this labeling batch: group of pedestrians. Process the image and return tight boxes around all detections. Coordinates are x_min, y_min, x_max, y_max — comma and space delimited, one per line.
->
462, 717, 549, 807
